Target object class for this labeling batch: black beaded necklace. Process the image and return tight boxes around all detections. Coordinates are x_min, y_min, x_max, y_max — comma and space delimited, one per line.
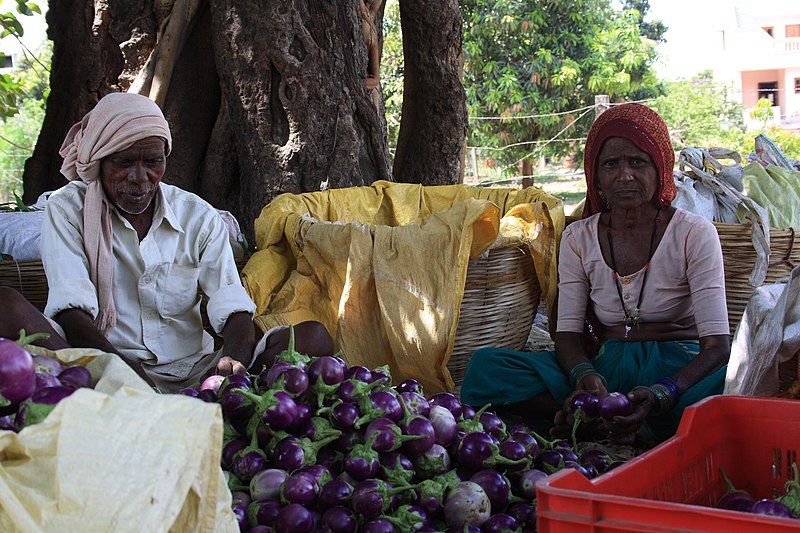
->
606, 208, 661, 338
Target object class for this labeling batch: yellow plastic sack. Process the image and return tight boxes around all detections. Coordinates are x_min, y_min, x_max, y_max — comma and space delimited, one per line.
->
742, 162, 800, 229
243, 181, 564, 393
0, 347, 236, 532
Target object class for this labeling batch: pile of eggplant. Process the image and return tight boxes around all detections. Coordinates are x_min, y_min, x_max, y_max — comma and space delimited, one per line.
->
716, 466, 800, 519
0, 330, 93, 431
185, 335, 626, 532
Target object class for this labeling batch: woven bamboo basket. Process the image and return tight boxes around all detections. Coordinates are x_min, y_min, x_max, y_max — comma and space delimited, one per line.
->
447, 246, 540, 387
0, 259, 49, 311
713, 223, 800, 336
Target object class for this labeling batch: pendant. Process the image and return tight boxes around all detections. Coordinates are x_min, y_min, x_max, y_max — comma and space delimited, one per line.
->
624, 317, 633, 338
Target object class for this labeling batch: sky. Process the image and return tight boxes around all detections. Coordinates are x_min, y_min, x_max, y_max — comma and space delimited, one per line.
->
0, 0, 47, 58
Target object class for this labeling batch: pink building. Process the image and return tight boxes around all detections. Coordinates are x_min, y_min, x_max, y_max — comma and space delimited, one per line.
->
717, 2, 800, 130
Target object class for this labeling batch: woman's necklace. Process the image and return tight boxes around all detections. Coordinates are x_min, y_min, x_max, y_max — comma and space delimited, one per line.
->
606, 209, 661, 338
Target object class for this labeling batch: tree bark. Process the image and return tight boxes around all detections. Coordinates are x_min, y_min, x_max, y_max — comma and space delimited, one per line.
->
24, 0, 391, 243
392, 0, 467, 185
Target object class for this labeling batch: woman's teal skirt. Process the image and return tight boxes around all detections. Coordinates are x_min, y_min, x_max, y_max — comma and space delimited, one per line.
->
460, 340, 725, 441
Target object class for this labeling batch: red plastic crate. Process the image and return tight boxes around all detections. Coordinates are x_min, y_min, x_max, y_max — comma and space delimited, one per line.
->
536, 396, 800, 532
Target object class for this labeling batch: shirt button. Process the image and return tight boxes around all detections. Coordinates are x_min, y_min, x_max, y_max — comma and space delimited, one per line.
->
142, 275, 152, 284
624, 294, 630, 300
621, 277, 631, 285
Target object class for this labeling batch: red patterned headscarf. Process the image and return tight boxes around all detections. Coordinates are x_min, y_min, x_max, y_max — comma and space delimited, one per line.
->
582, 103, 675, 218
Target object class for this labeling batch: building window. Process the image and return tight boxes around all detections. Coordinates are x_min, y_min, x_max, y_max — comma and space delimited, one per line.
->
763, 26, 774, 37
796, 78, 800, 94
787, 24, 800, 38
758, 82, 779, 106
1, 56, 10, 69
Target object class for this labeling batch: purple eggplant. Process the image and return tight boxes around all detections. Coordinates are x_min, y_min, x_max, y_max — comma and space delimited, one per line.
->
32, 354, 63, 376
470, 469, 511, 512
380, 452, 416, 485
751, 499, 793, 518
35, 371, 60, 390
498, 440, 529, 472
716, 468, 755, 513
322, 505, 357, 533
197, 389, 217, 402
599, 392, 632, 420
330, 401, 361, 430
319, 478, 354, 509
429, 392, 463, 419
482, 513, 518, 533
478, 410, 506, 440
366, 418, 425, 453
273, 434, 340, 471
395, 379, 423, 394
276, 367, 309, 397
429, 405, 457, 446
298, 464, 332, 491
335, 429, 362, 452
264, 362, 293, 389
557, 447, 579, 463
232, 499, 248, 530
15, 385, 75, 429
400, 391, 430, 417
317, 448, 345, 477
301, 416, 342, 442
247, 499, 281, 527
569, 391, 600, 418
356, 390, 403, 427
308, 356, 346, 405
238, 389, 298, 430
510, 430, 538, 453
277, 503, 315, 532
461, 404, 477, 420
369, 366, 391, 384
507, 503, 535, 529
517, 468, 548, 500
458, 432, 526, 471
564, 460, 592, 478
292, 402, 313, 430
535, 449, 565, 473
412, 443, 451, 479
352, 479, 419, 519
344, 365, 372, 383
0, 414, 15, 432
219, 387, 255, 421
344, 438, 381, 480
179, 387, 199, 397
250, 468, 288, 502
398, 414, 437, 462
0, 338, 36, 407
443, 481, 491, 528
232, 430, 269, 482
280, 471, 318, 506
200, 373, 225, 393
363, 519, 396, 533
222, 440, 247, 470
337, 377, 385, 404
580, 448, 610, 474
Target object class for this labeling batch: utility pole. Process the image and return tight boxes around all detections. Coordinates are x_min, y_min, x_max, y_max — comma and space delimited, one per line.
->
594, 94, 610, 120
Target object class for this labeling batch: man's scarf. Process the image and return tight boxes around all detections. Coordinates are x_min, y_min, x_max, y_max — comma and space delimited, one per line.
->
59, 92, 172, 333
582, 103, 676, 218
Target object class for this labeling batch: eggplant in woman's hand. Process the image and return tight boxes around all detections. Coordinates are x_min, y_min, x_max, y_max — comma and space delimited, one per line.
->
598, 392, 633, 420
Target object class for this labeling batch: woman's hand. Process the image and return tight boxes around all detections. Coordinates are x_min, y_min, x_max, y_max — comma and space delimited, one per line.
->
550, 382, 608, 439
578, 374, 608, 397
607, 387, 656, 444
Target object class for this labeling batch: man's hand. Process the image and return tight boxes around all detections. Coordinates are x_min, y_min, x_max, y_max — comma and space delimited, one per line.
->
215, 355, 247, 376
607, 387, 656, 444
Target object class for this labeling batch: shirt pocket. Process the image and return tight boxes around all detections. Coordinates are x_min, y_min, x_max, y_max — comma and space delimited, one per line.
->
158, 264, 201, 317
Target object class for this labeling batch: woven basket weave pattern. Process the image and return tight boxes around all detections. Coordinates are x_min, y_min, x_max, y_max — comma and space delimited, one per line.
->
447, 246, 540, 386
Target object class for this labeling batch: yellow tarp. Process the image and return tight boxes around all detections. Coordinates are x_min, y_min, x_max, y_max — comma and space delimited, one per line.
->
0, 347, 236, 532
243, 180, 564, 393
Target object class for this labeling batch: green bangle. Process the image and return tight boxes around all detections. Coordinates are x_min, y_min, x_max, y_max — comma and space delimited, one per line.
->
569, 362, 596, 388
649, 384, 676, 415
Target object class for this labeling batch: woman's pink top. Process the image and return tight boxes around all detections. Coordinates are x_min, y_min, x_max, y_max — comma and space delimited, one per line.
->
556, 208, 729, 338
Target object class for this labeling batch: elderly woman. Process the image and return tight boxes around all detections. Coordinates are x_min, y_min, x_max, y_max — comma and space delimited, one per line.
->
461, 103, 730, 442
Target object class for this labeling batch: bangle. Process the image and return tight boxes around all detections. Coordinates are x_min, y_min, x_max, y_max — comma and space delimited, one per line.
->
569, 362, 596, 388
649, 383, 677, 414
656, 377, 680, 401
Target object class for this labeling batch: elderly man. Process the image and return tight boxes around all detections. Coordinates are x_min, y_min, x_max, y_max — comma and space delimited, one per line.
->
0, 92, 333, 391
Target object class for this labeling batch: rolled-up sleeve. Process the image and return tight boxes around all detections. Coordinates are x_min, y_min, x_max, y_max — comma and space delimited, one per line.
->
41, 199, 99, 319
686, 219, 729, 337
199, 212, 256, 334
556, 226, 590, 333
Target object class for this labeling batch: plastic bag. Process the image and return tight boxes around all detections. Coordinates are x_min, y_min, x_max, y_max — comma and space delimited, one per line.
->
0, 346, 236, 532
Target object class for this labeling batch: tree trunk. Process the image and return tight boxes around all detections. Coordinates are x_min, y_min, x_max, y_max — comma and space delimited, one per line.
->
392, 0, 467, 185
24, 0, 390, 243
